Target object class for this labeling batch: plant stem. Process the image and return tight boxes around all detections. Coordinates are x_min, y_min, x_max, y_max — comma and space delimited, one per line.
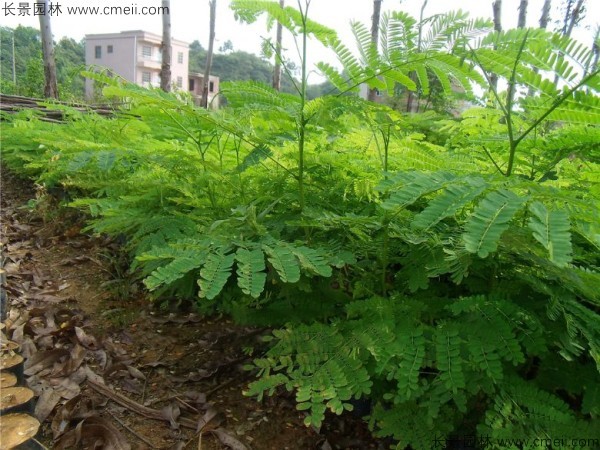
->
505, 31, 529, 177
297, 0, 309, 213
381, 222, 389, 297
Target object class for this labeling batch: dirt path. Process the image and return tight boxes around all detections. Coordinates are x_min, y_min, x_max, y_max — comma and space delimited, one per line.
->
1, 169, 379, 450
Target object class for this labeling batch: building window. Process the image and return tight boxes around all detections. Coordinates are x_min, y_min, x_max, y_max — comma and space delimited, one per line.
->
176, 76, 183, 88
107, 45, 113, 54
209, 81, 214, 93
142, 46, 152, 58
142, 72, 151, 84
95, 45, 101, 59
188, 79, 195, 91
177, 52, 184, 64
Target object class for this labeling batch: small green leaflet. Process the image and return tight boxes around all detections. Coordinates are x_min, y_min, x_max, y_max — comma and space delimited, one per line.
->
290, 246, 332, 277
411, 178, 487, 230
527, 201, 572, 267
463, 189, 526, 258
263, 244, 300, 283
198, 252, 235, 300
236, 248, 267, 298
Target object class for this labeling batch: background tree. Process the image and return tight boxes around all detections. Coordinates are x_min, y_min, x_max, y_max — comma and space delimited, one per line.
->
539, 0, 551, 28
38, 0, 58, 98
367, 0, 382, 102
1, 25, 85, 98
405, 0, 428, 112
585, 26, 599, 76
160, 0, 172, 92
518, 0, 528, 28
201, 0, 217, 108
560, 0, 585, 37
553, 0, 585, 83
490, 0, 502, 91
218, 40, 234, 52
272, 0, 284, 91
55, 37, 85, 99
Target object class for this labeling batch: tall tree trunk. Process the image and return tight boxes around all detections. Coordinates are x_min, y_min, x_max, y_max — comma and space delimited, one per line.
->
518, 0, 529, 28
160, 0, 172, 92
406, 0, 427, 112
272, 0, 284, 91
584, 26, 599, 76
367, 0, 382, 102
564, 0, 585, 38
529, 0, 551, 95
555, 0, 584, 84
38, 0, 58, 99
201, 0, 217, 108
592, 28, 600, 72
539, 0, 551, 28
490, 0, 503, 92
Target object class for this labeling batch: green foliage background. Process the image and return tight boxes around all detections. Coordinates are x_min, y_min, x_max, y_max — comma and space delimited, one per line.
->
2, 2, 599, 448
0, 25, 333, 100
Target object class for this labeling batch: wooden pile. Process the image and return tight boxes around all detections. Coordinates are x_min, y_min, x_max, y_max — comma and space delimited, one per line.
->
0, 266, 42, 449
0, 94, 125, 123
0, 332, 41, 449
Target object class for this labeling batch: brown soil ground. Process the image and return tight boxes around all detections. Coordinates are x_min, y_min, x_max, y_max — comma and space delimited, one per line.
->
1, 168, 383, 450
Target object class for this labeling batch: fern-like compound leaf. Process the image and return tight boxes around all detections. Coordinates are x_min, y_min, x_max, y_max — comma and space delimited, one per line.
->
144, 256, 201, 291
380, 171, 454, 210
463, 189, 526, 258
411, 177, 487, 230
290, 245, 332, 277
236, 247, 267, 298
263, 243, 300, 283
396, 328, 426, 400
435, 326, 465, 393
96, 150, 117, 172
198, 252, 235, 300
527, 201, 573, 267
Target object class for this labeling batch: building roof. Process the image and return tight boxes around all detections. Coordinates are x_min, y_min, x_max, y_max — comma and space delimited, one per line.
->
84, 30, 189, 48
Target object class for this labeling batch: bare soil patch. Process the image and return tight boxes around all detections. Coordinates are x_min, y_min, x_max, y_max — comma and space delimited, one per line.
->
1, 168, 380, 450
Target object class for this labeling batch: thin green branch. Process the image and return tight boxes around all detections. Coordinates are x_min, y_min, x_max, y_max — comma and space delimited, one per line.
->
505, 30, 530, 176
467, 44, 509, 118
482, 146, 506, 176
514, 68, 600, 147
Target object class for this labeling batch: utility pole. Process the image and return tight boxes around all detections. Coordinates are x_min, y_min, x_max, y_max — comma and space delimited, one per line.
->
12, 30, 16, 85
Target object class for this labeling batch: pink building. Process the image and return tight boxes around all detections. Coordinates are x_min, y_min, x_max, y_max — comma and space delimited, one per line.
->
188, 72, 220, 108
85, 30, 219, 107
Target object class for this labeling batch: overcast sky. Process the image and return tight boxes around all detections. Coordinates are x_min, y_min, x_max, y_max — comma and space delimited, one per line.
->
3, 0, 598, 83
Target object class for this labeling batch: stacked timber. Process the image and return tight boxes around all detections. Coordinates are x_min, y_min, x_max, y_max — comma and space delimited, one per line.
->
0, 94, 128, 122
0, 337, 41, 449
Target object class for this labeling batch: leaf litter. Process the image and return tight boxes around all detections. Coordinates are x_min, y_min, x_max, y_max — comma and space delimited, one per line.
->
1, 168, 380, 448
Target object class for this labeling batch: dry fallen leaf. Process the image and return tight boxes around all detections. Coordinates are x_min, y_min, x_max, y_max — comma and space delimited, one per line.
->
24, 348, 69, 376
210, 428, 249, 450
54, 416, 131, 450
126, 365, 146, 380
34, 388, 62, 423
74, 327, 100, 350
51, 395, 96, 439
161, 403, 181, 430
